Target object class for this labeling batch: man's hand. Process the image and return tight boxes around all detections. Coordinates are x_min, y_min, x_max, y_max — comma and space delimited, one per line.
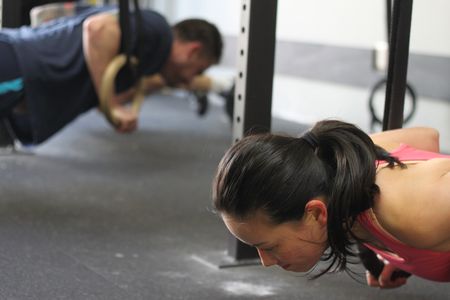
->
187, 75, 212, 92
142, 74, 166, 94
111, 106, 138, 133
108, 88, 139, 133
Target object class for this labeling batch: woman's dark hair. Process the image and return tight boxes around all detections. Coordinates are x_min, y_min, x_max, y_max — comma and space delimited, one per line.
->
173, 19, 223, 63
212, 119, 404, 277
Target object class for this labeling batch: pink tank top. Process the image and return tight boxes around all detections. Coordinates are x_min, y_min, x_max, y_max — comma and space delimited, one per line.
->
357, 144, 450, 282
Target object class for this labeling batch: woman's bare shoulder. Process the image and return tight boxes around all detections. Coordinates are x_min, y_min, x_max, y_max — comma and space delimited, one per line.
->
376, 159, 450, 251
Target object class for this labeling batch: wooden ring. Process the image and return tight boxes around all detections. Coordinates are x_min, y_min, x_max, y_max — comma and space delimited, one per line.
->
99, 54, 145, 127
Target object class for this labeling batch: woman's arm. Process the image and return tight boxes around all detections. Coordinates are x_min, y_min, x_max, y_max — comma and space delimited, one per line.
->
370, 127, 440, 152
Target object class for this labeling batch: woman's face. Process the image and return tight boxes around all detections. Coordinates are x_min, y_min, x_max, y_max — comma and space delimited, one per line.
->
222, 206, 328, 273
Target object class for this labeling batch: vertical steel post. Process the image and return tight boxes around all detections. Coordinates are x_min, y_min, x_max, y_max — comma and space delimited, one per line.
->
0, 0, 3, 28
227, 0, 278, 262
382, 0, 413, 130
1, 0, 23, 28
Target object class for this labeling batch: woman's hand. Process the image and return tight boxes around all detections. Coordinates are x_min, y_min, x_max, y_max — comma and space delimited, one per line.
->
366, 260, 409, 288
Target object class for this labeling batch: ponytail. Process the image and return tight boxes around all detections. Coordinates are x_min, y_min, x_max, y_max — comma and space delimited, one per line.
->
309, 120, 404, 277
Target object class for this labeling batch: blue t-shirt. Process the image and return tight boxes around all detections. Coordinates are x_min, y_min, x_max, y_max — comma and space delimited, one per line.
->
0, 5, 172, 143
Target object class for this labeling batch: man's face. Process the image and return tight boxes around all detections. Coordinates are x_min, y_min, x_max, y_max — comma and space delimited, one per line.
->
160, 41, 214, 87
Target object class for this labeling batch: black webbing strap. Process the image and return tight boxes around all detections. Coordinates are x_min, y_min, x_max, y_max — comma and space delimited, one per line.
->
118, 0, 131, 61
360, 1, 414, 282
118, 0, 144, 81
132, 0, 144, 76
382, 0, 413, 130
386, 0, 392, 40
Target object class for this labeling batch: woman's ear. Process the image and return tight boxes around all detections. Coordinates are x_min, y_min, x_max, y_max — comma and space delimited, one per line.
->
304, 199, 327, 226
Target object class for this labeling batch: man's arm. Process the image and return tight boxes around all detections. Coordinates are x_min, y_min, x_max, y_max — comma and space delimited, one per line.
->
82, 12, 121, 96
370, 127, 440, 152
82, 13, 139, 133
140, 74, 214, 95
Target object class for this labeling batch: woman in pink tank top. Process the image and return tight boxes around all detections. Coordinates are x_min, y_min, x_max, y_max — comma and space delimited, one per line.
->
212, 119, 450, 289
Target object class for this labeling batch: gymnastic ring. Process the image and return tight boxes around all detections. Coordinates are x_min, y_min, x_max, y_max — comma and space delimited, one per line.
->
368, 78, 417, 129
99, 54, 145, 127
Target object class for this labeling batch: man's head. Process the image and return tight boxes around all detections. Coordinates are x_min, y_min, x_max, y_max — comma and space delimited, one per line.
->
161, 19, 223, 87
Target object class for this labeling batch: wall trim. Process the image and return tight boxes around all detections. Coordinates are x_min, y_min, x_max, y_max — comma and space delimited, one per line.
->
220, 35, 450, 102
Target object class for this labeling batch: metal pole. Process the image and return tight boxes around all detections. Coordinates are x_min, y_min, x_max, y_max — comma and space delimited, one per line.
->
0, 0, 3, 28
1, 0, 23, 28
382, 0, 413, 130
232, 0, 277, 142
226, 0, 278, 263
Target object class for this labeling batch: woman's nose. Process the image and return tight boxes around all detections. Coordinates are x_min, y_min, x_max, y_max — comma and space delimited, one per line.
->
256, 249, 278, 267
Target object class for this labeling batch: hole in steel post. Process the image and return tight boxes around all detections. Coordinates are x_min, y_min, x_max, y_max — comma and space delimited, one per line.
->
238, 94, 242, 101
236, 116, 241, 123
240, 49, 244, 56
239, 72, 243, 78
243, 4, 246, 11
241, 27, 245, 33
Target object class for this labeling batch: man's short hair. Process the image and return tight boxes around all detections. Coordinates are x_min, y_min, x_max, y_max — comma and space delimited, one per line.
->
173, 19, 223, 63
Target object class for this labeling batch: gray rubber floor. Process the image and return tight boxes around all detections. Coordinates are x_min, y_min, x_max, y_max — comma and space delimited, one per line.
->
0, 94, 448, 299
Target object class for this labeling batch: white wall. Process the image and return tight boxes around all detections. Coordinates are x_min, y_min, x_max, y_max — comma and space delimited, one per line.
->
270, 75, 450, 149
277, 0, 450, 56
151, 0, 240, 33
160, 0, 450, 151
166, 0, 450, 56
